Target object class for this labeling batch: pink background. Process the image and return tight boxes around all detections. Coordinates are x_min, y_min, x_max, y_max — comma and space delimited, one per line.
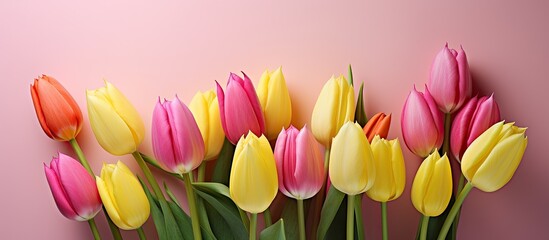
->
2, 0, 548, 239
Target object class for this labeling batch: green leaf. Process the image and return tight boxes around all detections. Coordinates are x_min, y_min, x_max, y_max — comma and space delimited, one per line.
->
166, 199, 195, 240
139, 178, 167, 240
192, 182, 231, 198
280, 199, 298, 240
317, 185, 346, 240
260, 219, 286, 240
194, 187, 248, 239
348, 64, 354, 86
160, 199, 185, 239
354, 82, 368, 127
212, 138, 236, 186
196, 196, 217, 240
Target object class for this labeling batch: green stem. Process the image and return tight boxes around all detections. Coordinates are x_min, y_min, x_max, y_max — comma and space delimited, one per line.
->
250, 213, 257, 240
453, 173, 466, 237
354, 194, 365, 240
297, 199, 306, 240
132, 152, 165, 201
324, 148, 331, 177
437, 182, 474, 240
347, 194, 355, 240
137, 227, 146, 240
263, 208, 272, 227
70, 139, 122, 240
69, 138, 94, 176
381, 202, 388, 240
197, 162, 206, 182
88, 219, 101, 240
420, 216, 429, 240
183, 173, 202, 240
442, 113, 451, 154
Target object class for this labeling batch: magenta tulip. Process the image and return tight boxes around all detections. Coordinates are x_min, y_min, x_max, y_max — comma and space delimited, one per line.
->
274, 126, 325, 200
152, 96, 205, 174
401, 86, 444, 158
44, 153, 102, 221
427, 43, 472, 113
450, 94, 500, 161
216, 72, 265, 144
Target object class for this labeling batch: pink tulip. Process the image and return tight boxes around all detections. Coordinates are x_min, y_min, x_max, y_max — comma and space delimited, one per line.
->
152, 96, 205, 174
274, 125, 325, 200
450, 95, 500, 161
216, 72, 265, 144
401, 86, 444, 158
44, 153, 102, 221
428, 43, 472, 113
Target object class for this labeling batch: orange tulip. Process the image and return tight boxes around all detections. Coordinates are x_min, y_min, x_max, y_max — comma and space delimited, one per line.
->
30, 75, 83, 141
363, 113, 391, 142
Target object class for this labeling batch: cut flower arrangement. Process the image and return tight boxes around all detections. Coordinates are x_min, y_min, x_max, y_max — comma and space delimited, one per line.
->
31, 43, 528, 240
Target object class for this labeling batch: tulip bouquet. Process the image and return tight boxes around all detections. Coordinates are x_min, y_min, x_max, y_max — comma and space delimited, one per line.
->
30, 44, 527, 240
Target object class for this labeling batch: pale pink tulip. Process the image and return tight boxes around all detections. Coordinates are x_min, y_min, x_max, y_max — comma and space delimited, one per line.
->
401, 86, 444, 158
216, 72, 265, 144
451, 94, 500, 161
152, 96, 205, 174
44, 153, 102, 221
428, 43, 472, 113
274, 126, 325, 200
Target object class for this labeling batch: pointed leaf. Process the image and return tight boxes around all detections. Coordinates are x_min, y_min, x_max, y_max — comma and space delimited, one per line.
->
348, 64, 354, 86
280, 199, 299, 240
194, 188, 248, 238
212, 138, 236, 186
166, 199, 195, 240
260, 219, 286, 240
354, 82, 368, 127
139, 178, 167, 240
196, 196, 217, 240
317, 185, 346, 240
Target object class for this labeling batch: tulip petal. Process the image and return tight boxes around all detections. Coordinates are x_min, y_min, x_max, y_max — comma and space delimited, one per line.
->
44, 162, 80, 221
294, 126, 324, 199
110, 162, 151, 229
450, 96, 479, 160
152, 100, 178, 172
311, 78, 339, 147
223, 78, 263, 143
96, 176, 132, 230
429, 45, 459, 112
461, 122, 504, 181
104, 81, 145, 146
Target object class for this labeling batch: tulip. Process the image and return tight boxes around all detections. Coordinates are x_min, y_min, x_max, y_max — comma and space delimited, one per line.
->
450, 95, 500, 161
329, 122, 376, 195
257, 67, 293, 140
152, 96, 205, 174
363, 112, 391, 142
411, 151, 452, 216
274, 125, 324, 200
189, 90, 225, 161
427, 43, 472, 113
401, 86, 444, 158
30, 75, 83, 141
229, 132, 278, 214
216, 72, 265, 144
86, 81, 145, 156
44, 153, 102, 221
366, 136, 405, 202
311, 75, 355, 147
96, 161, 150, 230
461, 122, 527, 192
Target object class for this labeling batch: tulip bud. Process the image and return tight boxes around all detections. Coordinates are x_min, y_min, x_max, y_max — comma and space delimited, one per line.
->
229, 132, 278, 213
363, 112, 391, 142
311, 75, 355, 147
401, 86, 444, 158
427, 43, 472, 113
216, 72, 265, 145
411, 151, 452, 216
96, 161, 150, 230
461, 122, 527, 192
274, 125, 324, 200
189, 90, 225, 161
257, 67, 292, 140
30, 75, 83, 141
366, 136, 405, 202
329, 122, 376, 195
451, 95, 500, 161
152, 96, 205, 174
44, 153, 102, 221
86, 81, 145, 155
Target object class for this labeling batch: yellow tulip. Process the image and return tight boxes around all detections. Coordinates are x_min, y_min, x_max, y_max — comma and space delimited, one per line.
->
461, 121, 528, 192
411, 151, 452, 216
329, 122, 376, 195
366, 136, 406, 202
257, 67, 293, 140
96, 161, 150, 230
189, 90, 225, 161
229, 132, 278, 213
311, 75, 355, 147
86, 81, 145, 155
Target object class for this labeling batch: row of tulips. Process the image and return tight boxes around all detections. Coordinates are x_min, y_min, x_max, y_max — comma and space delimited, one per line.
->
30, 43, 527, 240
